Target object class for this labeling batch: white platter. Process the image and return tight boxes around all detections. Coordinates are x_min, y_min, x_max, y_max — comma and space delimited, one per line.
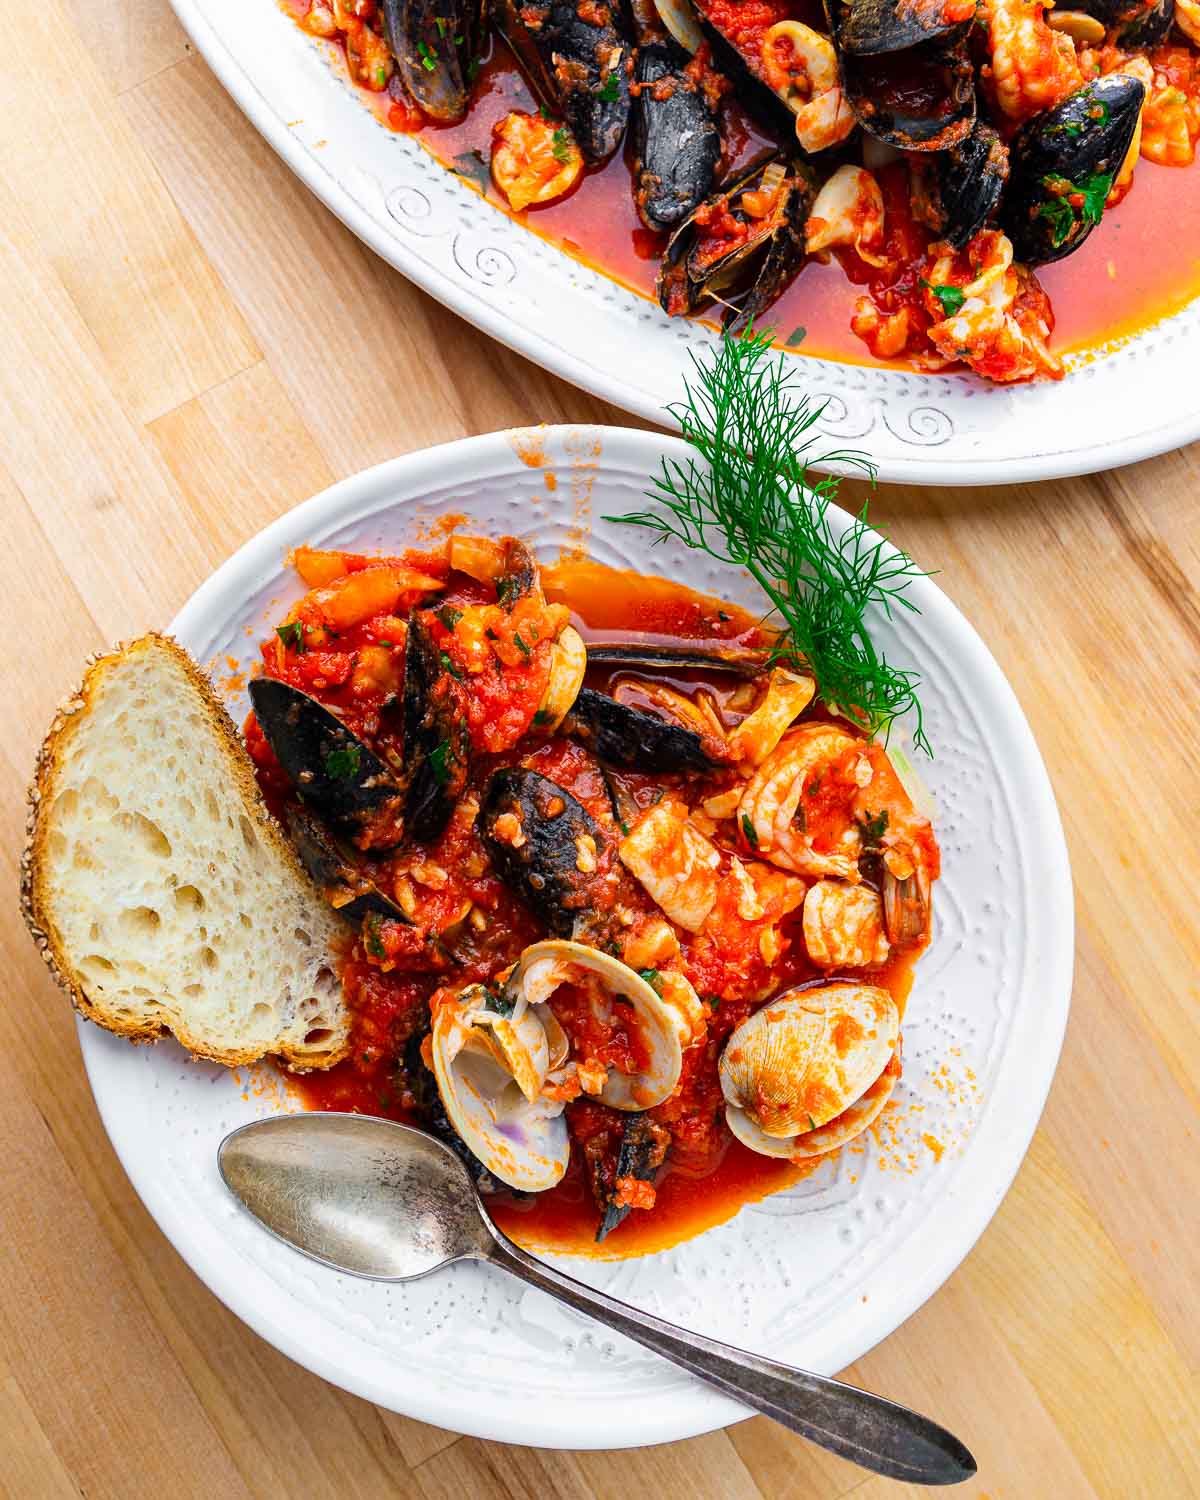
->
79, 426, 1073, 1447
169, 0, 1199, 485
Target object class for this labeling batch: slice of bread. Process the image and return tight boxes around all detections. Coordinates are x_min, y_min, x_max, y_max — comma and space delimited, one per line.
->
21, 634, 350, 1070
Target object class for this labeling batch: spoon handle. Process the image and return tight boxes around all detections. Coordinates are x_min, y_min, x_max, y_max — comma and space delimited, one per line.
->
483, 1230, 975, 1485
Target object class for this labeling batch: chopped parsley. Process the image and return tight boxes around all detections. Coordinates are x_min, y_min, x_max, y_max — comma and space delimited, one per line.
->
807, 772, 823, 796
784, 324, 807, 348
375, 65, 387, 87
323, 745, 361, 780
435, 16, 446, 33
741, 813, 759, 848
485, 626, 499, 641
638, 968, 664, 995
437, 603, 463, 631
532, 707, 552, 724
440, 650, 463, 680
704, 993, 722, 1010
808, 1113, 818, 1131
417, 40, 438, 72
364, 913, 386, 959
514, 631, 531, 657
598, 72, 620, 103
484, 985, 516, 1016
551, 127, 571, 163
378, 638, 394, 648
429, 738, 453, 786
467, 54, 481, 81
1036, 171, 1112, 248
495, 574, 520, 608
275, 621, 306, 653
920, 279, 965, 318
856, 808, 889, 849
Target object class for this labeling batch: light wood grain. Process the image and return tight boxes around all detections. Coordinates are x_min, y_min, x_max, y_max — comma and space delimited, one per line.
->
1, 4, 1198, 1497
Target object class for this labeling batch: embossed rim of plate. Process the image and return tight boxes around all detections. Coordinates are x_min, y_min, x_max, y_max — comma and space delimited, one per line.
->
167, 0, 1200, 487
76, 426, 1074, 1447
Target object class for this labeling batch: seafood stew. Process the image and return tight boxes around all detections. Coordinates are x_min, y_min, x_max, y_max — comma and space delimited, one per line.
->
285, 0, 1200, 384
246, 534, 938, 1254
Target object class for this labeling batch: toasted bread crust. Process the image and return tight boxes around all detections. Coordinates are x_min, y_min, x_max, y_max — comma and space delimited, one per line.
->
20, 633, 349, 1071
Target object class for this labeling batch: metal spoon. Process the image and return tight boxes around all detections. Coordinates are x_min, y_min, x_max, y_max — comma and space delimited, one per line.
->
219, 1113, 975, 1484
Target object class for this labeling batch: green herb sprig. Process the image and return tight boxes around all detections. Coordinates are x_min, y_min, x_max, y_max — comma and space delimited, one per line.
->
606, 329, 929, 753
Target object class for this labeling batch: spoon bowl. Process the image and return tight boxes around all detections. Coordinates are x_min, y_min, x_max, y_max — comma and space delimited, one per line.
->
220, 1111, 976, 1486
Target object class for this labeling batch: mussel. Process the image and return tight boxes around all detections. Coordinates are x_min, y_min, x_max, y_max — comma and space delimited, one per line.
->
657, 154, 817, 331
833, 0, 974, 57
248, 678, 407, 850
999, 76, 1145, 264
631, 39, 722, 233
720, 980, 900, 1158
926, 122, 1009, 249
509, 940, 685, 1109
1117, 0, 1173, 44
586, 641, 768, 676
479, 768, 608, 934
402, 613, 470, 842
594, 1113, 671, 1240
429, 982, 571, 1192
284, 805, 412, 926
381, 0, 483, 124
564, 685, 721, 771
837, 35, 975, 149
494, 0, 633, 164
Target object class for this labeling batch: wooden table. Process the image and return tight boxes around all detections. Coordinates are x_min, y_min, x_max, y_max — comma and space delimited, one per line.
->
2, 4, 1197, 1497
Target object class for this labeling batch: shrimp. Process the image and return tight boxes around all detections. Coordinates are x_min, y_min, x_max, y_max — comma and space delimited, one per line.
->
739, 724, 938, 948
980, 0, 1083, 123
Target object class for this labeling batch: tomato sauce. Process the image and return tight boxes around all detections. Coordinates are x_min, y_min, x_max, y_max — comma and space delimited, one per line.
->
266, 545, 933, 1258
282, 1, 1200, 372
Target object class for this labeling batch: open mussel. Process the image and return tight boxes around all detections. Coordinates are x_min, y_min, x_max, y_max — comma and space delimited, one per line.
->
1116, 0, 1174, 44
720, 980, 900, 1158
922, 122, 1009, 249
999, 76, 1144, 264
657, 154, 817, 331
479, 768, 608, 934
381, 0, 483, 124
837, 35, 974, 149
564, 686, 722, 771
631, 39, 722, 233
495, 0, 632, 164
284, 805, 413, 926
833, 0, 974, 56
594, 1114, 671, 1240
587, 640, 767, 676
248, 678, 407, 850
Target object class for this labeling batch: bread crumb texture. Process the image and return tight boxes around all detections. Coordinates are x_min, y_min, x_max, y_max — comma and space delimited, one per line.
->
22, 635, 349, 1070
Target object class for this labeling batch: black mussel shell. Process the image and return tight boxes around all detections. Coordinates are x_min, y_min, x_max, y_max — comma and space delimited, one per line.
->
1000, 76, 1144, 265
594, 1114, 671, 1241
284, 805, 412, 926
657, 153, 815, 327
1118, 0, 1173, 44
401, 614, 471, 843
934, 122, 1009, 249
248, 678, 407, 842
839, 33, 975, 150
690, 0, 801, 137
587, 641, 769, 677
564, 686, 719, 771
835, 0, 972, 56
479, 768, 608, 934
494, 0, 633, 164
381, 0, 479, 123
632, 40, 722, 234
1067, 0, 1151, 24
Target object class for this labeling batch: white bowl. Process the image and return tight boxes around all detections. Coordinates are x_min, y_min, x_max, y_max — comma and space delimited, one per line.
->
78, 426, 1073, 1446
169, 0, 1200, 484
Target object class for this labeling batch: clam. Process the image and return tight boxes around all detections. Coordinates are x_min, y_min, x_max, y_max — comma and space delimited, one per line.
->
510, 940, 685, 1109
430, 983, 570, 1193
720, 981, 900, 1157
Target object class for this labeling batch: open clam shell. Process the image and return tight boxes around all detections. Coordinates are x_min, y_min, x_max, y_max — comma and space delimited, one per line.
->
509, 940, 685, 1110
430, 986, 569, 1193
719, 981, 899, 1138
